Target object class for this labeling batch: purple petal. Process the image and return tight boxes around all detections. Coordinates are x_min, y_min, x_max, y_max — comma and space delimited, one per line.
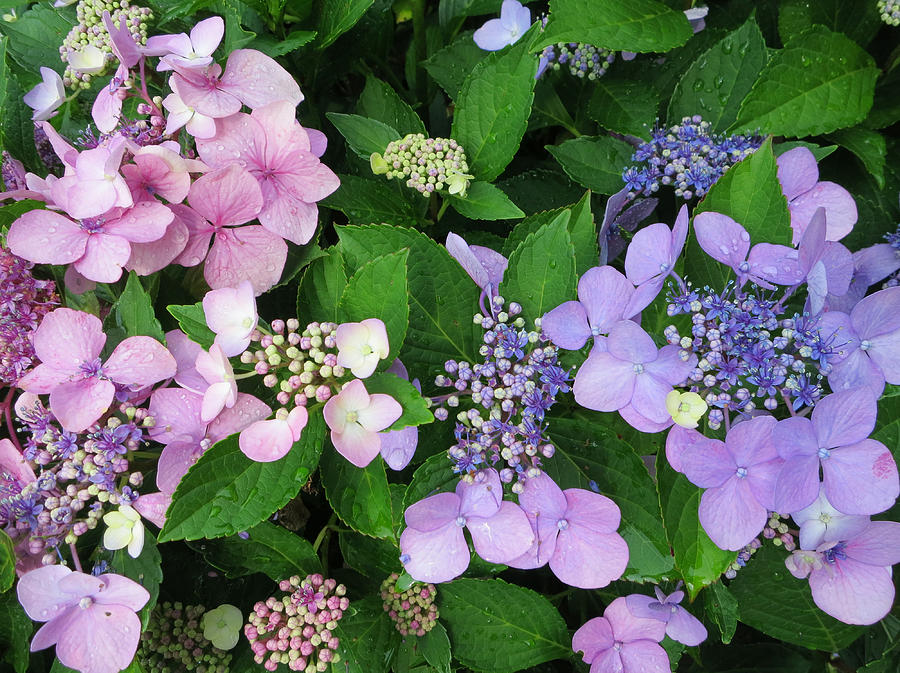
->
404, 492, 459, 532
573, 350, 636, 412
772, 417, 818, 459
620, 640, 671, 673
399, 523, 469, 583
467, 501, 534, 564
699, 477, 768, 551
748, 243, 806, 286
518, 471, 567, 521
680, 437, 733, 488
156, 440, 201, 493
823, 440, 899, 515
604, 596, 667, 643
578, 267, 635, 334
811, 388, 876, 449
607, 320, 657, 364
618, 404, 673, 433
551, 525, 629, 588
693, 212, 750, 269
470, 244, 508, 290
844, 521, 900, 566
789, 181, 857, 244
854, 244, 900, 287
564, 489, 621, 533
774, 454, 822, 514
572, 616, 614, 664
725, 415, 778, 467
380, 426, 418, 471
50, 378, 115, 433
457, 468, 503, 518
829, 351, 885, 398
542, 301, 591, 350
625, 223, 672, 286
55, 604, 142, 673
809, 560, 894, 625
666, 607, 707, 646
665, 425, 710, 473
630, 373, 674, 424
624, 594, 666, 622
776, 147, 819, 202
473, 18, 515, 51
851, 287, 900, 339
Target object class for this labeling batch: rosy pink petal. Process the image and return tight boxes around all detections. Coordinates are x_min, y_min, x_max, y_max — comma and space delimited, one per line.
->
17, 363, 73, 394
63, 266, 97, 296
239, 419, 294, 462
789, 182, 857, 244
572, 616, 614, 664
195, 111, 266, 170
32, 308, 106, 370
267, 148, 340, 203
331, 422, 381, 467
38, 121, 78, 169
130, 153, 192, 204
457, 468, 503, 519
578, 266, 635, 334
189, 164, 263, 228
693, 212, 750, 268
16, 564, 75, 622
542, 301, 591, 350
201, 380, 237, 423
165, 330, 207, 393
809, 560, 894, 625
404, 492, 460, 532
0, 438, 35, 485
101, 12, 142, 68
698, 477, 767, 551
156, 440, 202, 492
204, 226, 287, 296
467, 501, 535, 564
30, 609, 79, 651
74, 233, 131, 283
604, 596, 667, 643
170, 204, 214, 268
7, 210, 86, 265
55, 604, 142, 673
573, 350, 636, 412
126, 216, 189, 276
92, 81, 124, 134
50, 378, 115, 432
147, 387, 205, 444
358, 393, 402, 433
94, 573, 150, 610
171, 70, 242, 118
257, 186, 319, 246
823, 439, 899, 516
105, 336, 176, 387
619, 640, 670, 673
399, 523, 469, 584
776, 147, 819, 202
551, 525, 629, 589
133, 492, 170, 528
251, 101, 311, 159
106, 201, 174, 244
207, 393, 271, 442
219, 49, 304, 109
189, 16, 225, 56
306, 128, 327, 157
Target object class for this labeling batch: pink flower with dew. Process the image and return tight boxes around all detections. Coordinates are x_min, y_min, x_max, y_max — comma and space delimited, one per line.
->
23, 67, 65, 122
132, 492, 171, 529
203, 281, 258, 357
145, 16, 224, 72
195, 343, 238, 423
184, 163, 287, 294
323, 379, 402, 468
49, 136, 133, 220
162, 77, 217, 139
101, 11, 143, 69
91, 64, 130, 134
169, 49, 303, 119
572, 598, 669, 673
196, 101, 339, 245
0, 437, 35, 488
507, 472, 629, 589
239, 406, 308, 462
335, 319, 390, 379
17, 565, 150, 673
7, 200, 173, 283
17, 308, 176, 432
149, 387, 270, 492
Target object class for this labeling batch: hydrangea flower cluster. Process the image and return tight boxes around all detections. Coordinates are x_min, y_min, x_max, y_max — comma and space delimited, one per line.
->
0, 245, 58, 386
622, 116, 764, 200
370, 133, 472, 197
537, 41, 615, 80
138, 602, 233, 673
432, 296, 570, 490
380, 573, 440, 636
879, 0, 900, 25
59, 0, 153, 88
244, 574, 348, 672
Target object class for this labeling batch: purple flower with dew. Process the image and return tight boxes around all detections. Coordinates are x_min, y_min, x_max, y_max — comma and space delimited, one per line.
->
625, 584, 708, 646
507, 472, 628, 589
776, 146, 858, 246
816, 287, 900, 398
785, 521, 900, 625
597, 188, 658, 264
572, 597, 669, 673
623, 204, 689, 315
680, 415, 783, 551
772, 387, 898, 516
379, 359, 420, 471
790, 485, 870, 551
473, 0, 531, 51
573, 319, 697, 432
399, 468, 534, 583
445, 232, 508, 298
542, 266, 635, 350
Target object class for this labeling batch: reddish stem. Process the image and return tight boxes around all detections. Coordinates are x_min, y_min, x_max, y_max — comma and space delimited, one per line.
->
1, 388, 23, 453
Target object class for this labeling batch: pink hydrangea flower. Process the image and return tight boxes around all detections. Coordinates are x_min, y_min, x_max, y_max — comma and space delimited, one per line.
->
17, 565, 150, 673
162, 75, 217, 139
572, 597, 669, 673
322, 379, 402, 467
23, 67, 65, 121
202, 281, 258, 357
17, 308, 176, 432
91, 64, 130, 134
49, 136, 134, 220
239, 406, 308, 462
145, 16, 224, 72
195, 343, 238, 422
335, 318, 390, 379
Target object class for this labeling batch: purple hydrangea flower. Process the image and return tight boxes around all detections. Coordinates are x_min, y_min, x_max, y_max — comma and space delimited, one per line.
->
791, 485, 870, 551
445, 232, 508, 297
625, 585, 707, 647
572, 597, 669, 673
473, 0, 531, 51
623, 204, 689, 315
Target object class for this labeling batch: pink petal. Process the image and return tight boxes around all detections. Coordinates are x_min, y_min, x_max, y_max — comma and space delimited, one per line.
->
55, 604, 142, 673
693, 212, 750, 268
50, 378, 115, 432
94, 573, 150, 610
30, 609, 79, 651
257, 185, 320, 245
357, 393, 402, 433
133, 492, 170, 528
823, 440, 899, 516
809, 560, 894, 625
165, 330, 207, 393
205, 226, 287, 296
171, 69, 242, 118
148, 387, 205, 444
551, 525, 629, 588
105, 336, 176, 387
74, 233, 131, 283
92, 81, 124, 134
776, 147, 819, 201
399, 523, 469, 584
542, 301, 591, 350
620, 640, 671, 673
189, 164, 263, 228
126, 216, 189, 275
207, 393, 272, 442
7, 210, 86, 265
32, 308, 105, 370
467, 501, 535, 564
219, 49, 304, 109
604, 596, 667, 643
404, 492, 460, 532
17, 363, 74, 394
156, 440, 202, 492
0, 438, 35, 485
16, 565, 75, 622
106, 202, 174, 243
331, 422, 381, 467
195, 111, 266, 170
844, 521, 900, 566
170, 203, 214, 268
572, 616, 614, 664
239, 419, 294, 462
665, 425, 710, 473
189, 16, 225, 56
698, 477, 767, 551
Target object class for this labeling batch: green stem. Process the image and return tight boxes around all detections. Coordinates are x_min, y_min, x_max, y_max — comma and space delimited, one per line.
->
313, 513, 337, 554
411, 0, 428, 104
436, 198, 450, 221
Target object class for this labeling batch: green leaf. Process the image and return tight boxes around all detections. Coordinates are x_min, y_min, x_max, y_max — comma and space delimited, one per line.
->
159, 414, 326, 542
420, 623, 451, 673
731, 26, 879, 138
214, 0, 256, 52
774, 141, 838, 162
568, 191, 597, 277
668, 15, 767, 133
336, 225, 481, 377
193, 521, 321, 580
273, 234, 328, 290
0, 529, 13, 592
729, 543, 864, 650
0, 591, 30, 673
547, 135, 635, 196
698, 643, 814, 672
451, 29, 537, 182
544, 414, 675, 583
166, 302, 215, 349
333, 596, 401, 673
251, 29, 316, 57
339, 530, 400, 578
864, 68, 900, 130
826, 127, 887, 189
110, 532, 163, 628
695, 138, 792, 245
500, 212, 576, 326
111, 272, 166, 342
357, 76, 425, 135
316, 0, 374, 48
0, 5, 70, 73
656, 453, 735, 599
322, 175, 420, 227
447, 182, 524, 221
327, 112, 400, 160
296, 247, 347, 324
705, 581, 739, 644
320, 448, 394, 539
0, 73, 42, 174
403, 452, 457, 511
438, 578, 570, 673
588, 75, 660, 139
536, 0, 691, 53
502, 208, 572, 258
423, 32, 485, 101
777, 0, 882, 48
338, 249, 410, 364
364, 372, 433, 431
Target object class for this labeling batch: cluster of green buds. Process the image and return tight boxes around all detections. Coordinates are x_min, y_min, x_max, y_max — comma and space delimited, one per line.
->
380, 573, 440, 637
879, 0, 900, 25
371, 133, 473, 197
138, 602, 236, 673
59, 0, 153, 88
538, 41, 616, 80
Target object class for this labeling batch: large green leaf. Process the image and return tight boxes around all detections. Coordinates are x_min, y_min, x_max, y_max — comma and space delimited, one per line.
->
338, 249, 410, 365
333, 596, 401, 673
420, 622, 452, 673
547, 135, 635, 196
0, 5, 70, 73
439, 578, 570, 673
322, 175, 420, 227
0, 591, 30, 673
0, 529, 13, 592
357, 75, 425, 135
500, 212, 576, 326
364, 372, 433, 431
731, 26, 879, 138
320, 448, 395, 540
451, 28, 537, 182
588, 75, 660, 139
535, 0, 691, 53
111, 272, 166, 343
777, 0, 882, 48
192, 521, 321, 580
316, 0, 374, 48
423, 31, 484, 101
826, 126, 887, 190
159, 414, 326, 542
656, 453, 735, 599
568, 191, 597, 276
327, 112, 400, 159
447, 182, 525, 221
544, 414, 675, 583
668, 15, 767, 133
296, 247, 347, 324
729, 543, 865, 650
705, 580, 739, 644
403, 452, 457, 511
166, 302, 215, 349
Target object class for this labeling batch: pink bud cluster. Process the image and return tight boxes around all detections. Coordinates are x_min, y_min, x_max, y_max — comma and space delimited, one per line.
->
380, 573, 439, 637
243, 574, 348, 672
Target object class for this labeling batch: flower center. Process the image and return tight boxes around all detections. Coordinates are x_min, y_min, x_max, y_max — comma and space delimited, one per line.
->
455, 516, 467, 528
632, 363, 644, 374
817, 447, 831, 460
860, 339, 871, 351
735, 467, 748, 479
79, 358, 104, 379
345, 411, 359, 424
78, 597, 93, 609
556, 518, 569, 531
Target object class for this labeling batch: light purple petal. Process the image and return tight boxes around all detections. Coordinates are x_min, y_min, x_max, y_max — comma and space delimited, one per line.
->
665, 607, 707, 646
665, 425, 711, 473
156, 440, 202, 493
630, 373, 674, 424
473, 18, 515, 50
518, 471, 567, 520
625, 222, 672, 286
573, 350, 636, 412
578, 267, 635, 334
776, 147, 819, 202
405, 492, 460, 532
542, 301, 591, 350
604, 596, 667, 643
399, 523, 469, 584
680, 437, 732, 488
693, 212, 750, 269
789, 182, 857, 244
16, 565, 76, 621
470, 244, 508, 290
811, 388, 876, 450
458, 468, 503, 518
809, 560, 894, 625
699, 477, 768, 551
564, 489, 622, 534
624, 594, 666, 622
851, 287, 900, 339
774, 454, 822, 514
844, 521, 900, 566
644, 344, 695, 386
829, 350, 885, 398
380, 426, 418, 470
607, 320, 657, 364
823, 440, 899, 516
573, 616, 614, 664
467, 501, 534, 564
94, 573, 151, 610
618, 404, 673, 433
551, 525, 629, 589
620, 640, 671, 673
50, 378, 115, 432
725, 415, 778, 467
772, 416, 818, 459
55, 604, 142, 673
